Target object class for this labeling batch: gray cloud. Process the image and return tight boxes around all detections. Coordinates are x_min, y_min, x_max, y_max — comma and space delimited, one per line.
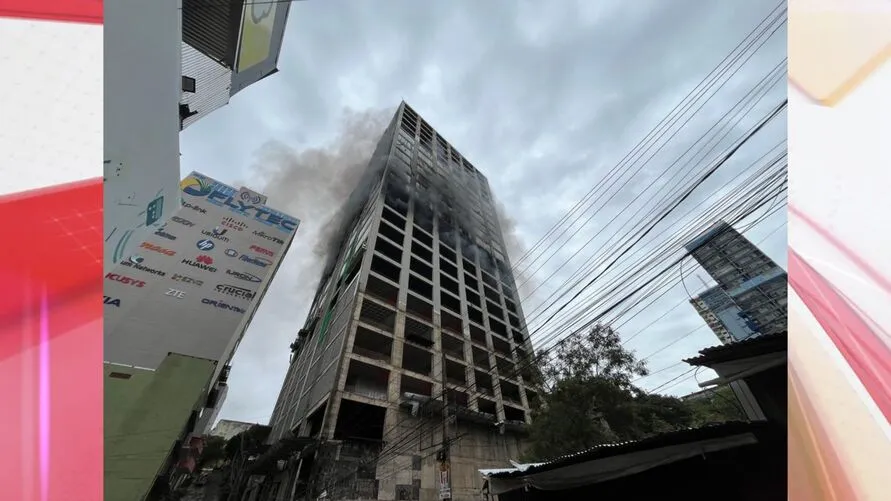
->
180, 0, 787, 421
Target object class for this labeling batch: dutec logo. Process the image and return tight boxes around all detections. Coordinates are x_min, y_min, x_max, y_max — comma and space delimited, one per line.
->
226, 269, 262, 283
182, 254, 218, 272
197, 239, 215, 251
240, 254, 272, 268
140, 241, 176, 256
105, 272, 146, 288
201, 226, 230, 243
249, 244, 274, 257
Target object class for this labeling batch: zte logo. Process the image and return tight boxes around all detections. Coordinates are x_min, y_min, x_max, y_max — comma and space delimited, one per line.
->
105, 273, 146, 288
140, 242, 175, 256
249, 244, 274, 257
165, 288, 186, 299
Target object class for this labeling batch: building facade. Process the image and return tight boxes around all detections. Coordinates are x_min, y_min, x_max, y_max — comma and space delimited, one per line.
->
689, 286, 758, 344
258, 103, 534, 501
104, 172, 299, 500
104, 0, 292, 270
685, 221, 787, 338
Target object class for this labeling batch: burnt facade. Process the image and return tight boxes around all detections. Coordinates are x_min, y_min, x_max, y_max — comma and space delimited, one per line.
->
260, 103, 533, 501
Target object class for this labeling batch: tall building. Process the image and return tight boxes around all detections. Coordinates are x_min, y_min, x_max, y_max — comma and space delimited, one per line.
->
689, 286, 758, 344
254, 103, 534, 501
104, 0, 292, 269
104, 172, 299, 501
685, 221, 787, 338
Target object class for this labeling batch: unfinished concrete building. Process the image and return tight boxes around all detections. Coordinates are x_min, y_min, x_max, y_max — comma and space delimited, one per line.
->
253, 103, 536, 501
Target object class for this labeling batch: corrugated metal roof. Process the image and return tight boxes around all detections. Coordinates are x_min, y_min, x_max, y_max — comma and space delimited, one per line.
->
484, 421, 768, 479
684, 331, 787, 366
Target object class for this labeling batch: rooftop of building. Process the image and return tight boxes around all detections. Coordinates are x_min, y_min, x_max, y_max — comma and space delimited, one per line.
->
684, 331, 787, 366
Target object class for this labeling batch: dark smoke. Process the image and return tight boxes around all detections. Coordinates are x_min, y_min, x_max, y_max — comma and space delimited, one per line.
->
249, 107, 394, 296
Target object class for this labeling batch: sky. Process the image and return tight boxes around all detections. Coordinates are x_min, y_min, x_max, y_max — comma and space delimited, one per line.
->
180, 0, 788, 425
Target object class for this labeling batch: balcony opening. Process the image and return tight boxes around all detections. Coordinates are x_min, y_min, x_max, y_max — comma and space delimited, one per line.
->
495, 356, 516, 378
405, 294, 433, 323
474, 371, 493, 395
377, 220, 405, 248
411, 241, 433, 263
411, 227, 433, 248
526, 390, 540, 409
445, 360, 466, 386
486, 300, 505, 320
463, 260, 477, 277
446, 389, 469, 409
334, 399, 386, 442
365, 275, 398, 307
440, 245, 456, 263
440, 291, 461, 316
440, 274, 460, 297
384, 191, 409, 217
352, 326, 393, 362
512, 329, 525, 346
464, 273, 479, 290
370, 255, 401, 284
500, 380, 522, 404
344, 360, 390, 401
381, 205, 406, 230
440, 259, 458, 279
469, 324, 487, 346
408, 274, 433, 301
441, 332, 465, 360
508, 315, 521, 330
401, 343, 433, 376
359, 300, 396, 334
472, 348, 490, 370
504, 298, 518, 315
481, 272, 498, 290
465, 288, 482, 309
467, 306, 484, 327
375, 236, 403, 263
504, 405, 526, 423
409, 257, 433, 280
438, 220, 456, 249
483, 285, 500, 304
489, 318, 509, 339
404, 316, 433, 347
305, 403, 327, 438
478, 398, 496, 416
440, 310, 463, 336
492, 336, 511, 357
400, 374, 433, 398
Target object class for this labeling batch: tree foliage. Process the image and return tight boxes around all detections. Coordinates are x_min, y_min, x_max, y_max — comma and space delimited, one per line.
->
198, 435, 227, 469
524, 324, 741, 461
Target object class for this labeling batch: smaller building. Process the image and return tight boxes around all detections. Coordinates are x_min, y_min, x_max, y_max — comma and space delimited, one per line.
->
689, 286, 757, 344
212, 419, 261, 442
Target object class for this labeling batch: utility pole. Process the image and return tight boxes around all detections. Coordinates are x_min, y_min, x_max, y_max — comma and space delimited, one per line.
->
438, 351, 452, 501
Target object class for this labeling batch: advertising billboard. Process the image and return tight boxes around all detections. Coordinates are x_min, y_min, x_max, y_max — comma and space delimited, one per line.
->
230, 0, 290, 95
104, 172, 300, 375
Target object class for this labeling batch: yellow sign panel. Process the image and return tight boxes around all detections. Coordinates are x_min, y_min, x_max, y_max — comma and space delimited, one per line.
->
237, 0, 277, 73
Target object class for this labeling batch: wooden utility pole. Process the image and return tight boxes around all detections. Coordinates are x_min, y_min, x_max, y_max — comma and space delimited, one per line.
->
439, 351, 452, 501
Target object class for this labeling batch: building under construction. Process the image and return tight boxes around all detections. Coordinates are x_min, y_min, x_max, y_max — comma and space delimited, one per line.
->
245, 103, 536, 501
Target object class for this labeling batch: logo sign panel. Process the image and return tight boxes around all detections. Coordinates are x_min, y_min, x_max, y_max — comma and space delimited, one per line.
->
154, 224, 177, 241
200, 227, 230, 242
122, 255, 166, 276
104, 296, 121, 307
215, 284, 255, 300
105, 272, 146, 288
180, 173, 299, 234
225, 249, 239, 258
165, 288, 186, 299
171, 273, 204, 287
182, 255, 218, 272
197, 239, 215, 251
240, 254, 272, 268
253, 230, 284, 245
221, 217, 247, 232
226, 269, 262, 283
249, 244, 274, 257
171, 216, 195, 227
202, 298, 246, 314
181, 201, 207, 214
141, 242, 176, 256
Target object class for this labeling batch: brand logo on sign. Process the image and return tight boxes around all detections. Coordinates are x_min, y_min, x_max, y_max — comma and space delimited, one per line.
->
180, 174, 298, 233
240, 254, 272, 268
201, 227, 230, 242
182, 255, 218, 272
249, 244, 274, 257
226, 269, 262, 283
197, 239, 215, 251
181, 201, 207, 214
221, 217, 247, 232
171, 274, 204, 287
225, 249, 239, 258
154, 225, 177, 241
165, 288, 186, 299
215, 284, 255, 300
104, 296, 121, 307
121, 255, 167, 276
140, 242, 176, 256
171, 216, 195, 227
105, 272, 146, 288
252, 230, 285, 245
201, 298, 246, 314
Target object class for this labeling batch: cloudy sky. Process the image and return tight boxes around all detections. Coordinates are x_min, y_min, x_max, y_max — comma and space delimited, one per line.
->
181, 0, 788, 425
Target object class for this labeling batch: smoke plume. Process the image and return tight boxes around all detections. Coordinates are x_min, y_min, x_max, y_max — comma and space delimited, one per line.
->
495, 201, 539, 307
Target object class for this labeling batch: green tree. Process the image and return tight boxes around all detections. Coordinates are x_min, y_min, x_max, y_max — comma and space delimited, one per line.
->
685, 385, 746, 426
525, 324, 696, 461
